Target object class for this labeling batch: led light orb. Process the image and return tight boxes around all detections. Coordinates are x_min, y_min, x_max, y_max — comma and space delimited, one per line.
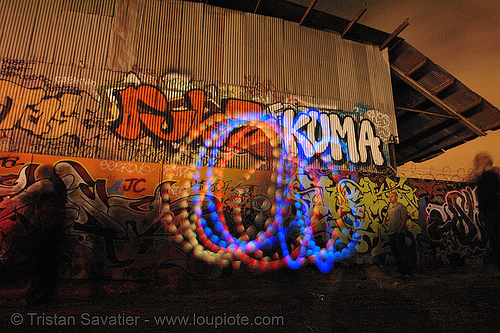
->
182, 113, 360, 273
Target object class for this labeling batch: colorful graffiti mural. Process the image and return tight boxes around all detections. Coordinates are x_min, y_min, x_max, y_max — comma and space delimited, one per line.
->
0, 69, 389, 170
0, 151, 489, 279
0, 67, 489, 278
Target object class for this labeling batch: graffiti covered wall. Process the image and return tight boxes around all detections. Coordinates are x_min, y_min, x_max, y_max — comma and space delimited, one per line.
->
0, 67, 401, 277
0, 72, 389, 171
0, 0, 398, 170
0, 152, 488, 279
0, 0, 488, 278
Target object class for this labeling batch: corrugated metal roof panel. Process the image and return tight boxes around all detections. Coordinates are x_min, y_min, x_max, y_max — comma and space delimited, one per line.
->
136, 0, 183, 75
222, 12, 285, 94
29, 0, 63, 63
178, 1, 204, 78
0, 0, 39, 60
199, 4, 226, 84
389, 42, 427, 75
441, 80, 482, 113
392, 78, 427, 108
467, 103, 500, 130
52, 5, 116, 68
106, 0, 142, 72
84, 12, 113, 69
416, 65, 454, 94
284, 22, 315, 97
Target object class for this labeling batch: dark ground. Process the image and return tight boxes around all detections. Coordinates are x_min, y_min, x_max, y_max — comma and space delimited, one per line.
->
0, 263, 499, 333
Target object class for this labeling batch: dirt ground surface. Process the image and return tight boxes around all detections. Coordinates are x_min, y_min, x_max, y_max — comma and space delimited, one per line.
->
1, 263, 499, 333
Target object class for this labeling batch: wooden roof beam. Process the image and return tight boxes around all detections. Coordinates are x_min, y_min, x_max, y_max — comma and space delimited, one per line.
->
254, 0, 262, 13
299, 0, 318, 26
396, 107, 459, 119
391, 65, 486, 136
407, 58, 428, 76
379, 18, 409, 51
431, 77, 455, 95
388, 38, 403, 52
341, 3, 367, 39
462, 97, 483, 113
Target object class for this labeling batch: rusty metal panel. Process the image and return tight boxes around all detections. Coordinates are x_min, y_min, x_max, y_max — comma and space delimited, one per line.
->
29, 0, 64, 63
52, 10, 89, 67
311, 28, 339, 101
106, 0, 142, 72
417, 64, 454, 94
317, 31, 341, 103
222, 8, 245, 86
84, 12, 113, 69
352, 42, 373, 107
49, 0, 115, 68
0, 0, 39, 60
390, 41, 427, 74
0, 0, 10, 45
336, 36, 358, 109
222, 10, 285, 97
366, 44, 398, 142
443, 80, 482, 113
64, 0, 115, 17
283, 23, 357, 103
136, 0, 183, 76
197, 4, 226, 84
178, 1, 204, 81
283, 22, 321, 98
252, 14, 286, 96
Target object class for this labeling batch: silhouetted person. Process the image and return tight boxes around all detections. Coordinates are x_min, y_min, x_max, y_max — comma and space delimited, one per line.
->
384, 192, 412, 278
473, 152, 500, 267
27, 168, 67, 305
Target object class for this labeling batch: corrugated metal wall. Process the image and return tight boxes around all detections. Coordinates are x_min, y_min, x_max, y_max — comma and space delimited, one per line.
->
0, 0, 397, 171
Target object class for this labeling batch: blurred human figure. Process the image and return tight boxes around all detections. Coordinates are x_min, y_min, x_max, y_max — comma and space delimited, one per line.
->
473, 151, 500, 267
27, 167, 67, 305
384, 192, 412, 278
